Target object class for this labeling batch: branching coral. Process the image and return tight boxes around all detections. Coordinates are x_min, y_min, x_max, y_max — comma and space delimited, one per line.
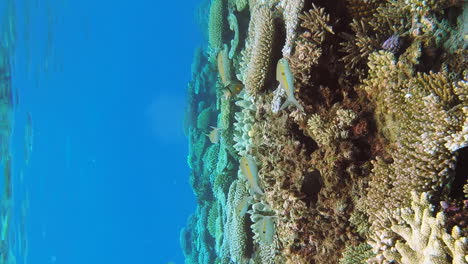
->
289, 4, 334, 85
382, 192, 468, 264
339, 242, 374, 264
339, 19, 381, 78
183, 1, 468, 263
363, 50, 468, 229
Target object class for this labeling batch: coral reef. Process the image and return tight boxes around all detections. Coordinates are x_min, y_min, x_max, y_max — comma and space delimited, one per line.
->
182, 0, 468, 263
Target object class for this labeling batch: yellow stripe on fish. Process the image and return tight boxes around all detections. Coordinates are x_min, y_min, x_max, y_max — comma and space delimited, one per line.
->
235, 195, 252, 217
276, 58, 304, 112
252, 215, 276, 244
276, 58, 292, 95
217, 45, 231, 87
240, 156, 264, 195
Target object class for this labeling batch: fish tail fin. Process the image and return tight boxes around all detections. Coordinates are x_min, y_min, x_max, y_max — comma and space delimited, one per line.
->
280, 99, 291, 111
292, 98, 304, 112
280, 97, 304, 112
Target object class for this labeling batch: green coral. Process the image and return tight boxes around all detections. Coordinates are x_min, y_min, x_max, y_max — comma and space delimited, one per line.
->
339, 243, 374, 264
208, 0, 225, 51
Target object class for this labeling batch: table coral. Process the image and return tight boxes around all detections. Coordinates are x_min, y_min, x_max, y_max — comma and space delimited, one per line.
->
221, 179, 251, 264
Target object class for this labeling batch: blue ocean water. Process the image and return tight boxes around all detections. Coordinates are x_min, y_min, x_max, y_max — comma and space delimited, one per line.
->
1, 0, 202, 263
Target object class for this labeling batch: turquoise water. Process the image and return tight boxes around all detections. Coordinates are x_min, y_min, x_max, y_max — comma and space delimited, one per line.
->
1, 0, 201, 263
2, 0, 468, 264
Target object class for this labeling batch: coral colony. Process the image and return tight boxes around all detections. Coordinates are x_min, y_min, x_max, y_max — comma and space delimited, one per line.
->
181, 0, 468, 263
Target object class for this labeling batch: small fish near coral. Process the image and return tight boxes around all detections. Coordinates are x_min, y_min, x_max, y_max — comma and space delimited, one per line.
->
205, 126, 221, 144
239, 155, 264, 195
217, 45, 231, 87
222, 80, 244, 100
276, 58, 304, 112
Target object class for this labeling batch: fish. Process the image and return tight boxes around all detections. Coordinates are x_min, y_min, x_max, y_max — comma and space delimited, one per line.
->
235, 195, 253, 217
276, 58, 304, 111
222, 80, 244, 99
239, 155, 264, 195
206, 126, 221, 144
217, 45, 231, 87
257, 216, 276, 244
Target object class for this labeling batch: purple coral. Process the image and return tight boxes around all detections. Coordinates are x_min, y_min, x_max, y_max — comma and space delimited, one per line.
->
382, 34, 402, 53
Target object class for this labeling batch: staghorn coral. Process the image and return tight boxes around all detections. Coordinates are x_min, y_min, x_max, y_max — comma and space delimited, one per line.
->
239, 4, 275, 95
340, 19, 381, 77
362, 49, 465, 212
289, 4, 334, 85
345, 0, 384, 20
382, 192, 468, 264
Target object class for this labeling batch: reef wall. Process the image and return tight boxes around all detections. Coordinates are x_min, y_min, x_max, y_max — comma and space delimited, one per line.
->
182, 0, 468, 263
